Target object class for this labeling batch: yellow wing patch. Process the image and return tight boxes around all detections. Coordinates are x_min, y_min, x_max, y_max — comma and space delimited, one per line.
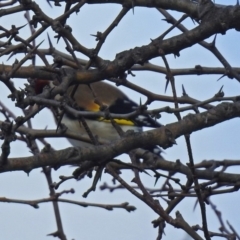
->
99, 118, 134, 126
86, 102, 134, 126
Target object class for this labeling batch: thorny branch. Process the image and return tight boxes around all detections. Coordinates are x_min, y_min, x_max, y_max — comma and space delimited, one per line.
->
0, 0, 239, 239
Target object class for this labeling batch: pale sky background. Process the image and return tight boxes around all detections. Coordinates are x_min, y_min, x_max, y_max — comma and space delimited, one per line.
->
0, 0, 240, 239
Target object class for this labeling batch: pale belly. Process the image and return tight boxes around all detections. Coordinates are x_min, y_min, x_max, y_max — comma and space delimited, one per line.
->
61, 115, 142, 147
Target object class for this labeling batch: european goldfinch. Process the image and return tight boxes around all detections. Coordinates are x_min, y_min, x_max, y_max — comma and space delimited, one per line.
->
35, 79, 163, 158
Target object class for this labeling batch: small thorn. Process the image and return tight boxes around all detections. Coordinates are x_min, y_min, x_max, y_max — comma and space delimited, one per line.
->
215, 85, 224, 98
217, 74, 226, 81
47, 33, 54, 50
16, 23, 28, 31
131, 0, 135, 14
182, 84, 188, 96
210, 34, 217, 48
154, 172, 160, 186
46, 0, 53, 8
7, 52, 16, 61
219, 85, 224, 92
35, 39, 44, 49
162, 17, 172, 24
190, 17, 196, 25
164, 77, 170, 93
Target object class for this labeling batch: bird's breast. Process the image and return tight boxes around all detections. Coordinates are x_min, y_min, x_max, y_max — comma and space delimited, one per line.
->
61, 115, 142, 147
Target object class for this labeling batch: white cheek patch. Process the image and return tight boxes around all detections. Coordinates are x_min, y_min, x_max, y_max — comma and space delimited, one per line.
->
123, 99, 132, 104
136, 115, 153, 126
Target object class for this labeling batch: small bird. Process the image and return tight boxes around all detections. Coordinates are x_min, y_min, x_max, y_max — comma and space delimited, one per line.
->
34, 79, 163, 158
